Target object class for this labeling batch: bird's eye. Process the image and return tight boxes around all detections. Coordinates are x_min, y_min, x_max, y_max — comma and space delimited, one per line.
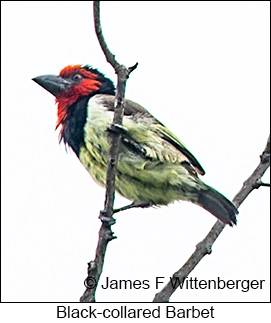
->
72, 74, 82, 81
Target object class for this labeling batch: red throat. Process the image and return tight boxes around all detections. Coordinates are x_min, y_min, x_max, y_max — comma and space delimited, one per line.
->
55, 65, 101, 130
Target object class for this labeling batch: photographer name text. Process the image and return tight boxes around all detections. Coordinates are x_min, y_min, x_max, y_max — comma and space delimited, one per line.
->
91, 276, 265, 293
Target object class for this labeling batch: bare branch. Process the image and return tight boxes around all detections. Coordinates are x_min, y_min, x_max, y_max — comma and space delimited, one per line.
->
153, 135, 270, 302
93, 1, 119, 69
80, 1, 137, 302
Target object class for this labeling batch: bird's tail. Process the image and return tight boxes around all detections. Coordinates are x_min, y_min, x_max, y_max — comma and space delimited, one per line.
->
197, 186, 238, 226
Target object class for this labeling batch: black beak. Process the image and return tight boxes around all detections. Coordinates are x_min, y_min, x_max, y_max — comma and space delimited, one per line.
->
32, 74, 72, 97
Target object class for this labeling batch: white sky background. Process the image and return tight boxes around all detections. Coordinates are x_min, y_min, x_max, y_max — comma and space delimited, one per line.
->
1, 0, 270, 307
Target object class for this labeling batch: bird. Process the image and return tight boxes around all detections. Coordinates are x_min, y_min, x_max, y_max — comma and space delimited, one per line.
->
33, 64, 237, 226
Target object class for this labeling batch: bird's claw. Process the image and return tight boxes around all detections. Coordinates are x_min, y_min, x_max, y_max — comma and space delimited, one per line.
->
106, 123, 128, 135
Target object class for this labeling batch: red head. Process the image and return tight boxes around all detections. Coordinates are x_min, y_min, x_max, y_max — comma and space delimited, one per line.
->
33, 64, 115, 129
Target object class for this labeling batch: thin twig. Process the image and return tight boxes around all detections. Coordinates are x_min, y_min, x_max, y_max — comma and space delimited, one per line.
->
93, 1, 119, 69
80, 1, 137, 302
153, 135, 270, 302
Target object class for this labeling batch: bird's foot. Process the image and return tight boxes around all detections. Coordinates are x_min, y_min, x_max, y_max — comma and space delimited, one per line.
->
107, 124, 146, 157
113, 201, 153, 214
106, 123, 128, 135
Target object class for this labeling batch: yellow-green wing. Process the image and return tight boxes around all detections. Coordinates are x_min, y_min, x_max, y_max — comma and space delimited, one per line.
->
155, 123, 205, 175
100, 95, 205, 176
